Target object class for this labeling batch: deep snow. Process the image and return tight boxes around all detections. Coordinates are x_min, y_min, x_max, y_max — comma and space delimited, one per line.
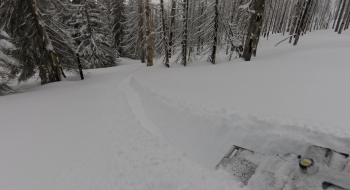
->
1, 29, 350, 190
0, 64, 245, 190
131, 30, 350, 169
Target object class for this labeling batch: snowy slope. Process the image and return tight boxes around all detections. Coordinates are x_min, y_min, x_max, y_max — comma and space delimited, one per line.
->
0, 63, 245, 190
131, 30, 350, 169
1, 29, 350, 190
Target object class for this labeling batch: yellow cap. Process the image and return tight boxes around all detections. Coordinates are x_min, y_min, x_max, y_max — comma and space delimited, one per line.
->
300, 158, 313, 167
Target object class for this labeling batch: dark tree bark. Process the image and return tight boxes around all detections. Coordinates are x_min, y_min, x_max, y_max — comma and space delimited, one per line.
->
210, 0, 219, 64
242, 0, 265, 61
293, 0, 313, 46
181, 0, 189, 66
160, 0, 169, 67
76, 54, 84, 80
338, 0, 350, 34
169, 0, 176, 58
333, 0, 343, 29
145, 0, 153, 66
138, 2, 145, 63
289, 0, 303, 43
335, 0, 347, 32
197, 2, 204, 54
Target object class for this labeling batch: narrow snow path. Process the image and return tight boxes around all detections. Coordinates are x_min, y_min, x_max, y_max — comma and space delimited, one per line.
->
0, 63, 244, 190
119, 73, 164, 138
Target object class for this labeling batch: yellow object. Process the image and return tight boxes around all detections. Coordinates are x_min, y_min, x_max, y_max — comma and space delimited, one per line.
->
300, 158, 313, 167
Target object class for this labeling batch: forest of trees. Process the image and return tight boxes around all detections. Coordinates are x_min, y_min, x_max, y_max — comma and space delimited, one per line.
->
0, 0, 349, 95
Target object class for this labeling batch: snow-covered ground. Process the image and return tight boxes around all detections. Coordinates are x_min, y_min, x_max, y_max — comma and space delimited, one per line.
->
131, 30, 350, 169
1, 30, 350, 189
0, 64, 245, 190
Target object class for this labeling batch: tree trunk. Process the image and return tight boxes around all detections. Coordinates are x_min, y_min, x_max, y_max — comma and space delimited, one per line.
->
242, 0, 265, 61
345, 15, 350, 29
160, 0, 169, 67
26, 0, 61, 83
338, 0, 350, 34
83, 0, 98, 64
289, 0, 303, 43
293, 0, 312, 46
76, 54, 84, 80
181, 0, 189, 66
169, 0, 176, 58
138, 2, 145, 63
333, 0, 343, 29
197, 2, 204, 54
210, 0, 219, 64
335, 0, 347, 32
145, 0, 153, 67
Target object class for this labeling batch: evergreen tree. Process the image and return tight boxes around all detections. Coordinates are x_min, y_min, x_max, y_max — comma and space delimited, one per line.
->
145, 0, 154, 66
196, 0, 222, 64
0, 29, 17, 95
67, 0, 116, 68
121, 0, 144, 60
109, 0, 126, 52
1, 0, 79, 84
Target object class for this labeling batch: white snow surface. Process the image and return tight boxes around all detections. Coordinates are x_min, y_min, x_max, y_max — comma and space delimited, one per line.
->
1, 30, 350, 189
0, 64, 245, 190
131, 30, 350, 169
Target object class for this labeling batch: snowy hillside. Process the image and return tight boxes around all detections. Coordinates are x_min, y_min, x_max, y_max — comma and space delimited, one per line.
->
1, 30, 350, 189
132, 30, 350, 169
0, 63, 246, 190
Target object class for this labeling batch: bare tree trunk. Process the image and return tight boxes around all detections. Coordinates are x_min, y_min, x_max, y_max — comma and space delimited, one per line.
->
338, 0, 350, 34
160, 0, 170, 67
333, 0, 343, 29
210, 0, 219, 64
242, 0, 265, 61
181, 0, 189, 66
266, 0, 277, 39
138, 2, 145, 63
145, 0, 153, 66
197, 2, 204, 54
188, 0, 195, 60
76, 54, 84, 80
305, 1, 317, 33
345, 14, 350, 29
169, 0, 176, 58
294, 0, 313, 46
335, 0, 347, 32
26, 0, 61, 82
271, 0, 282, 34
278, 0, 288, 33
289, 0, 303, 43
286, 1, 297, 34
